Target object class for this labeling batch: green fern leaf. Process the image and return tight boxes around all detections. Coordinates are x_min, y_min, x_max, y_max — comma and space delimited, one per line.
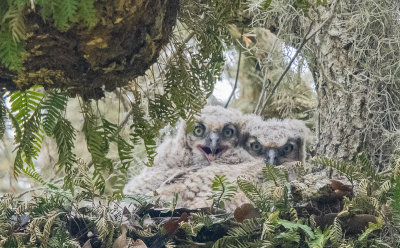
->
77, 0, 97, 28
53, 0, 78, 30
208, 174, 237, 209
213, 218, 264, 248
262, 164, 288, 186
3, 7, 26, 43
330, 217, 343, 245
277, 219, 315, 239
53, 117, 76, 175
130, 102, 157, 166
22, 166, 46, 185
117, 135, 135, 169
82, 108, 113, 194
10, 88, 45, 175
307, 227, 330, 248
42, 91, 69, 135
357, 217, 383, 243
237, 178, 270, 211
0, 28, 24, 71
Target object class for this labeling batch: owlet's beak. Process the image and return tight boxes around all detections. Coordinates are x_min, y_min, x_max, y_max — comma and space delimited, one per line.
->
264, 149, 278, 165
197, 131, 228, 162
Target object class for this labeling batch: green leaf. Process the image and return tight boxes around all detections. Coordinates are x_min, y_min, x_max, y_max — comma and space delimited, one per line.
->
0, 28, 24, 71
263, 0, 273, 9
42, 91, 69, 136
307, 227, 330, 248
53, 117, 76, 174
277, 219, 315, 239
208, 174, 237, 209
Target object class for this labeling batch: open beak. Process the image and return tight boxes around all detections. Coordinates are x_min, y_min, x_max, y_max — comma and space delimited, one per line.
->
197, 132, 228, 162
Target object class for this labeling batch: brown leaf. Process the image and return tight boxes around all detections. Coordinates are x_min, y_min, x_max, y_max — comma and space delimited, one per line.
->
330, 180, 352, 191
163, 212, 188, 236
345, 214, 377, 235
330, 180, 352, 199
112, 224, 131, 248
312, 213, 377, 235
311, 213, 338, 229
234, 203, 260, 223
133, 239, 147, 248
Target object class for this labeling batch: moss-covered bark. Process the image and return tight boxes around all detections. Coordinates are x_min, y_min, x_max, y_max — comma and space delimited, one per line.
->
0, 0, 179, 99
252, 0, 400, 164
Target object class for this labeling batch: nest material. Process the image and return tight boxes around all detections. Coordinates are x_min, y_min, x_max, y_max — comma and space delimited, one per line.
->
0, 0, 179, 99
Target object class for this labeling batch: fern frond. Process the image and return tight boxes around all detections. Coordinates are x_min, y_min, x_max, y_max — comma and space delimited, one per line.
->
213, 218, 264, 248
77, 0, 97, 28
53, 0, 79, 30
3, 7, 26, 43
17, 111, 44, 166
130, 101, 157, 166
307, 227, 330, 248
106, 164, 129, 200
9, 88, 44, 126
122, 193, 154, 208
117, 135, 135, 169
6, 87, 48, 182
208, 174, 237, 209
330, 217, 343, 245
96, 207, 113, 244
42, 91, 68, 135
237, 178, 271, 212
0, 28, 24, 70
53, 117, 76, 189
357, 217, 383, 243
314, 157, 359, 185
22, 166, 46, 185
277, 219, 315, 239
262, 164, 288, 187
355, 153, 384, 183
41, 211, 65, 248
82, 107, 113, 194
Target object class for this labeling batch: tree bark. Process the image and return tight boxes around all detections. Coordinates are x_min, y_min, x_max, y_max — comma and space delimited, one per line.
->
0, 0, 179, 99
254, 0, 400, 165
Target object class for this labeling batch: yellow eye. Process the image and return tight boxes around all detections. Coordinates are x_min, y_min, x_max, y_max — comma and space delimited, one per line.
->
223, 127, 234, 138
250, 141, 261, 151
193, 124, 205, 137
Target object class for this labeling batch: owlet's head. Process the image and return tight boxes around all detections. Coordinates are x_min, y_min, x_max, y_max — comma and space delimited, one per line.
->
241, 115, 309, 165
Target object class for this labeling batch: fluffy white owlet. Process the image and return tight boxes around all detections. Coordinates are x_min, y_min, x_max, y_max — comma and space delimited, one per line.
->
241, 115, 309, 165
124, 105, 251, 195
153, 115, 310, 210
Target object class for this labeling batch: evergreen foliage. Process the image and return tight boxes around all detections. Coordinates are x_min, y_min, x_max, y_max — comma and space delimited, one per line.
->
1, 156, 400, 247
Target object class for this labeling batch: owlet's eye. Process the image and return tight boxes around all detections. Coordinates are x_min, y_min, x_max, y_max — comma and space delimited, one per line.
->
250, 141, 262, 151
223, 127, 234, 138
193, 124, 205, 137
283, 144, 294, 153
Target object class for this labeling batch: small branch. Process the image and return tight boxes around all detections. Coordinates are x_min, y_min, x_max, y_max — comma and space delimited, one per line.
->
225, 26, 245, 108
259, 22, 314, 114
259, 0, 338, 115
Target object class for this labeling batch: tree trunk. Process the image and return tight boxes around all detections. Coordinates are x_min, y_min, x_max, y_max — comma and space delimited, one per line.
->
252, 0, 400, 165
